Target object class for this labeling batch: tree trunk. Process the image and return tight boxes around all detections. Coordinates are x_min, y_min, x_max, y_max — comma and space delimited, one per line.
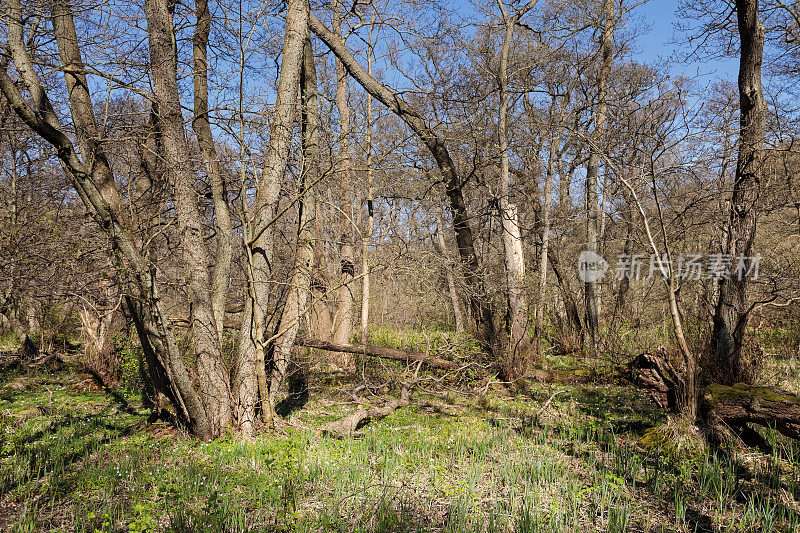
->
237, 0, 309, 429
535, 98, 563, 358
329, 1, 356, 368
78, 305, 123, 387
583, 0, 614, 351
270, 37, 320, 403
193, 0, 233, 345
435, 209, 465, 334
712, 0, 765, 384
611, 187, 635, 324
5, 0, 211, 438
547, 248, 583, 344
144, 0, 233, 436
360, 33, 376, 345
320, 386, 412, 438
497, 15, 531, 376
701, 383, 800, 440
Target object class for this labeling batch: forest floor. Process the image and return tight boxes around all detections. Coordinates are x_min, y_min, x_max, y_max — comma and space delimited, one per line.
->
2, 348, 800, 532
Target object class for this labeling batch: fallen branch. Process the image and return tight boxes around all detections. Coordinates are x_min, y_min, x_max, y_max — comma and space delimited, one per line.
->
534, 390, 568, 421
319, 385, 412, 438
296, 337, 459, 370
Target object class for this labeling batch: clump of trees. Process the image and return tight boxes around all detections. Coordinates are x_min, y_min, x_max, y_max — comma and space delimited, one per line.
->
1, 0, 799, 440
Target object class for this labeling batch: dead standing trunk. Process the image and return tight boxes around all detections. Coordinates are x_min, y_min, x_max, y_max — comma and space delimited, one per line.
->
712, 0, 765, 384
496, 0, 537, 375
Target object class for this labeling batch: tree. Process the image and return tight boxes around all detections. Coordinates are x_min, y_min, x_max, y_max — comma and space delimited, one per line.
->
309, 12, 499, 355
712, 0, 765, 384
494, 0, 539, 375
583, 0, 616, 351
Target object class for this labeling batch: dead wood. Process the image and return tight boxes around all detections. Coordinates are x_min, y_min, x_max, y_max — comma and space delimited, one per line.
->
20, 336, 38, 360
627, 353, 685, 412
296, 337, 460, 371
700, 383, 800, 441
626, 353, 800, 442
319, 385, 412, 438
0, 355, 21, 373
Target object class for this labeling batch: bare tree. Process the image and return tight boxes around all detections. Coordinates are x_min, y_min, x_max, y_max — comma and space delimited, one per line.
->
309, 13, 499, 354
583, 0, 616, 350
495, 0, 538, 374
712, 0, 765, 383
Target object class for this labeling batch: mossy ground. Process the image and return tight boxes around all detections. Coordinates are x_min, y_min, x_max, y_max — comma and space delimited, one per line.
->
2, 356, 800, 532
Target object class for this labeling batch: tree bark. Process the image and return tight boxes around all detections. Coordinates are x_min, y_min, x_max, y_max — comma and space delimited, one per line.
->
2, 0, 211, 438
535, 97, 564, 358
701, 383, 800, 441
611, 188, 635, 323
496, 3, 533, 376
271, 37, 320, 403
547, 247, 583, 342
712, 0, 765, 384
319, 386, 411, 438
435, 209, 465, 334
330, 1, 356, 367
237, 0, 309, 429
144, 0, 233, 436
358, 24, 377, 345
193, 0, 234, 345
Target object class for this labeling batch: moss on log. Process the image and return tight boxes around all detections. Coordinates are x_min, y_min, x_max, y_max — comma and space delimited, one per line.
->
700, 383, 800, 440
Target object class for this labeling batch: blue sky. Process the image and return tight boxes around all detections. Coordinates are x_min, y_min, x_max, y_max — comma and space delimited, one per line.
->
633, 0, 738, 83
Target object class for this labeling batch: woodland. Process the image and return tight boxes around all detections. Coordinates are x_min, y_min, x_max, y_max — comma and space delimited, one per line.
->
1, 0, 800, 530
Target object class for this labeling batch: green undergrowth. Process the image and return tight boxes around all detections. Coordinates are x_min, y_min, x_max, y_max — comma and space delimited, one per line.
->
358, 327, 484, 363
2, 365, 800, 532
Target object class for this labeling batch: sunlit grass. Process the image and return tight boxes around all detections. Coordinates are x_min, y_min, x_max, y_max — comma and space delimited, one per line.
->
2, 365, 800, 531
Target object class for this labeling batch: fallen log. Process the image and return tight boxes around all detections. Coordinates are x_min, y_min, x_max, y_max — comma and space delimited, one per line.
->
295, 337, 460, 371
319, 386, 412, 438
700, 383, 800, 440
625, 353, 800, 442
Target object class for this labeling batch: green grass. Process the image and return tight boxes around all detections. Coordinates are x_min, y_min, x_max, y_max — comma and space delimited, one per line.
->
2, 361, 800, 531
0, 331, 19, 353
359, 327, 484, 363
